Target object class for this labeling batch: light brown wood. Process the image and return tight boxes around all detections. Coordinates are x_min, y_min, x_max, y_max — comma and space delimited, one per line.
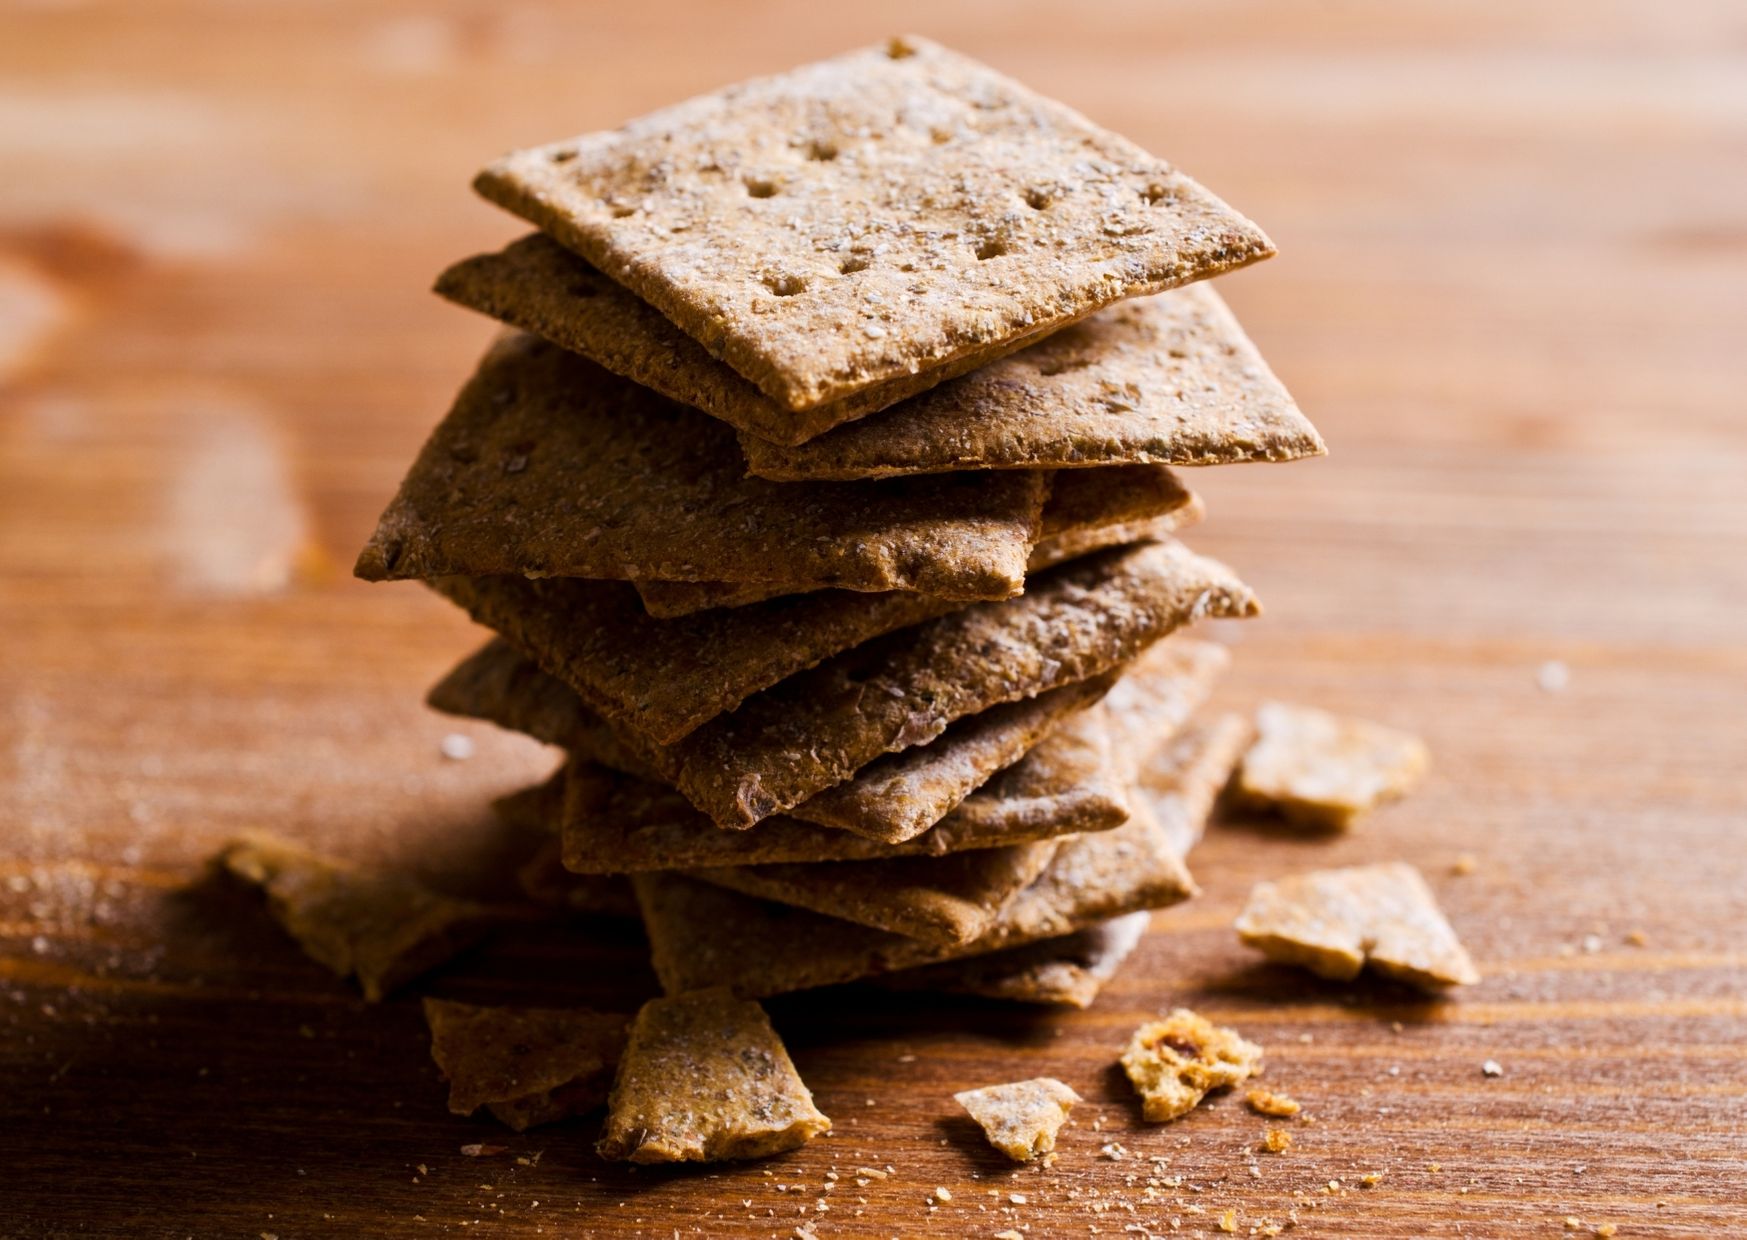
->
3, 2, 1744, 1235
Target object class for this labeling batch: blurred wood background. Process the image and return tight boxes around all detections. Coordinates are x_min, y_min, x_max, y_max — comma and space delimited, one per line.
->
2, 2, 1744, 1236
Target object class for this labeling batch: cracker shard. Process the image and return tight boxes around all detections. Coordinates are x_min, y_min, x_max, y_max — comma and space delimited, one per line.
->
597, 989, 830, 1163
423, 998, 629, 1131
1236, 702, 1429, 829
954, 1077, 1082, 1161
1234, 862, 1481, 990
1120, 1008, 1262, 1122
474, 37, 1274, 434
217, 831, 499, 1001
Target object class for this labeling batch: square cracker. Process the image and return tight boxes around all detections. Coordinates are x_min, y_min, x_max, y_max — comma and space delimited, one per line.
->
356, 333, 1045, 601
430, 571, 960, 747
1234, 862, 1480, 989
218, 832, 501, 1001
688, 837, 1061, 947
742, 285, 1322, 479
423, 998, 628, 1131
629, 462, 1195, 618
597, 989, 829, 1163
660, 541, 1255, 829
881, 911, 1151, 1008
475, 37, 1274, 434
629, 707, 1245, 998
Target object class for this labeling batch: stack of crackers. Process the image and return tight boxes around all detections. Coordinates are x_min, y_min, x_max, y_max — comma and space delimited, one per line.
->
360, 38, 1324, 1013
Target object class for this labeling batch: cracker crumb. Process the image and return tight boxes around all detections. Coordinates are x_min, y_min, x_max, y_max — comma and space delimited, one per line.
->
1245, 1087, 1300, 1118
1009, 1193, 1028, 1205
1537, 660, 1570, 692
995, 1232, 1024, 1240
1100, 1142, 1128, 1160
1481, 1060, 1503, 1077
1359, 1172, 1382, 1188
1218, 1207, 1238, 1232
460, 1144, 507, 1157
1625, 929, 1648, 947
1450, 854, 1477, 876
931, 1187, 952, 1204
1261, 1129, 1292, 1154
1120, 1009, 1263, 1122
1564, 1220, 1581, 1232
1594, 1226, 1617, 1238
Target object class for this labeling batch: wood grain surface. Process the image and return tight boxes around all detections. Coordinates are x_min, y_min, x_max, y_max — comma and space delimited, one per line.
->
3, 2, 1745, 1236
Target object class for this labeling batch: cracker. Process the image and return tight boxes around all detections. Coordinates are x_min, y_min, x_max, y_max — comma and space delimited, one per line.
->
423, 998, 628, 1131
355, 334, 1046, 601
953, 1078, 1082, 1161
628, 711, 1243, 997
597, 989, 829, 1163
443, 640, 1120, 846
1234, 862, 1480, 989
1235, 701, 1429, 829
476, 37, 1273, 432
659, 540, 1257, 829
741, 284, 1322, 477
883, 911, 1150, 1008
218, 832, 500, 1001
517, 839, 640, 919
431, 572, 959, 746
434, 232, 1050, 446
687, 838, 1061, 946
1119, 1008, 1263, 1122
490, 767, 566, 835
628, 463, 1195, 618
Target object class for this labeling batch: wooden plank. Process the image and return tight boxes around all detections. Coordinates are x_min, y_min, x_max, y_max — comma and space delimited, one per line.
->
1, 1, 1744, 1235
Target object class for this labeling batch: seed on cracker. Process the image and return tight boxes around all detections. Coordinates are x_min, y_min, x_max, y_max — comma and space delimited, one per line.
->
954, 1077, 1081, 1161
1234, 862, 1480, 990
1235, 702, 1429, 829
423, 998, 628, 1131
1119, 1008, 1263, 1122
596, 989, 829, 1163
217, 832, 501, 1001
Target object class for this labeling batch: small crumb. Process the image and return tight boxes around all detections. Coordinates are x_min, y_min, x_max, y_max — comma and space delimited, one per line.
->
1537, 660, 1570, 692
1427, 1162, 1442, 1173
1450, 854, 1477, 876
1245, 1088, 1300, 1118
1218, 1207, 1238, 1233
1594, 1226, 1617, 1238
1359, 1173, 1382, 1188
1008, 1193, 1027, 1205
1099, 1142, 1127, 1160
1564, 1221, 1581, 1232
931, 1187, 952, 1204
994, 1231, 1024, 1240
1481, 1060, 1503, 1078
1625, 929, 1648, 947
439, 733, 475, 761
460, 1144, 507, 1157
1260, 1129, 1292, 1154
1581, 933, 1604, 954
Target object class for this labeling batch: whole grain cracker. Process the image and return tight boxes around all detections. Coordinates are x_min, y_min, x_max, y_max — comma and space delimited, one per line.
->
659, 540, 1257, 829
883, 911, 1151, 1008
423, 997, 629, 1131
688, 838, 1062, 946
1234, 862, 1480, 989
627, 711, 1243, 997
1120, 1008, 1263, 1122
516, 839, 640, 919
740, 285, 1322, 477
430, 572, 959, 746
954, 1078, 1082, 1161
1235, 701, 1430, 829
597, 989, 829, 1163
629, 463, 1195, 618
475, 37, 1274, 432
435, 232, 1054, 445
356, 334, 1046, 600
217, 832, 501, 1001
442, 639, 1122, 847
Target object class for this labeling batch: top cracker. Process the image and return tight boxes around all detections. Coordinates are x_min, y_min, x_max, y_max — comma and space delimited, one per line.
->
474, 36, 1274, 439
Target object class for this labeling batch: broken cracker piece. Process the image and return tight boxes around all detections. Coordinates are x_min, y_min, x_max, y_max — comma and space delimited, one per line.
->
423, 998, 628, 1131
1236, 702, 1428, 829
218, 832, 501, 1001
954, 1077, 1081, 1162
1119, 1008, 1262, 1122
597, 988, 829, 1163
1245, 1086, 1301, 1118
1234, 862, 1480, 990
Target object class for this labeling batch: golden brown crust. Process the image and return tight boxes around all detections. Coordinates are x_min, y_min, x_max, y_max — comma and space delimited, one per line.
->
1234, 862, 1480, 989
596, 989, 829, 1163
423, 998, 628, 1131
217, 832, 501, 1001
474, 37, 1274, 430
355, 334, 1046, 600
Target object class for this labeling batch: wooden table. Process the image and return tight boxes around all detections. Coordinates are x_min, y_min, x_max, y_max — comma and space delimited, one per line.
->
4, 2, 1744, 1235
